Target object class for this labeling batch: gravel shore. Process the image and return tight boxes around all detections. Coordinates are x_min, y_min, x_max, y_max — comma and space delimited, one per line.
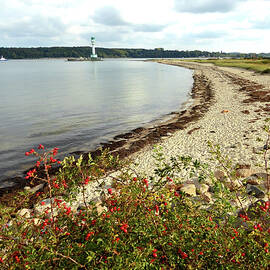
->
1, 60, 270, 209
131, 60, 270, 178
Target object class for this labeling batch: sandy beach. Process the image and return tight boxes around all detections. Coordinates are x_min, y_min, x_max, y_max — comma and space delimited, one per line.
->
130, 60, 270, 178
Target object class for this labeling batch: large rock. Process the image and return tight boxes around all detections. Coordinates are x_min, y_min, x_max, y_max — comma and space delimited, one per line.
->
246, 184, 265, 198
221, 178, 242, 191
95, 201, 107, 215
180, 184, 197, 197
34, 197, 79, 217
201, 192, 213, 203
243, 175, 261, 186
17, 208, 32, 219
242, 173, 270, 190
34, 198, 54, 215
214, 170, 225, 181
228, 180, 243, 191
235, 168, 255, 178
24, 183, 45, 193
197, 184, 209, 194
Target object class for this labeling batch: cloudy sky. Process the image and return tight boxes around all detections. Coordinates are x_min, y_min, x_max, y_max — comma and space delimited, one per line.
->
0, 0, 269, 53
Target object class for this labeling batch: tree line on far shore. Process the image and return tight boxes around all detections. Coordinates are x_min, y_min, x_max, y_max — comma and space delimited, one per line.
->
1, 46, 269, 59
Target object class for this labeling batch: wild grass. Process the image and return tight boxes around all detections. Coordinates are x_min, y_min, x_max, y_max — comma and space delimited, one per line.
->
189, 58, 270, 73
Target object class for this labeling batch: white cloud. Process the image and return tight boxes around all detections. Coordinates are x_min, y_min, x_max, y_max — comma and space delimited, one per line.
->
92, 6, 129, 26
0, 0, 269, 52
174, 0, 247, 13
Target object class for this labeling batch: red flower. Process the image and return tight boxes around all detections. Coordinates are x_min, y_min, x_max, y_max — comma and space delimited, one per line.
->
0, 257, 3, 263
108, 188, 113, 195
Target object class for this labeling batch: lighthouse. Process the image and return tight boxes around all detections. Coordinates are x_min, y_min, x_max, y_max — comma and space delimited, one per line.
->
91, 37, 98, 59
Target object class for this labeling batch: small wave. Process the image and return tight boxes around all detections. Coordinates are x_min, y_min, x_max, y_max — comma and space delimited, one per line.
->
28, 128, 72, 138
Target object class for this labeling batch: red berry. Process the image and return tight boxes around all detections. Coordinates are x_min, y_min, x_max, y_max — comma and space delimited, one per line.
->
181, 252, 188, 259
38, 144, 44, 149
108, 188, 113, 195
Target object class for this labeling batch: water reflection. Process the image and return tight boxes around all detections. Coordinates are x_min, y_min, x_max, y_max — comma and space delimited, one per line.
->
0, 59, 193, 180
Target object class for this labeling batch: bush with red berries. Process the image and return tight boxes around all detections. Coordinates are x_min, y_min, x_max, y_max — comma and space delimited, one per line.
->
0, 139, 269, 269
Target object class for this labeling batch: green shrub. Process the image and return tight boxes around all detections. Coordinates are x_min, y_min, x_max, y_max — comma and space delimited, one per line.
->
0, 133, 269, 269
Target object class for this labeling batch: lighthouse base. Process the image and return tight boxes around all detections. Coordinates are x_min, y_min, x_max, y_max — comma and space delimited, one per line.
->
67, 57, 102, 62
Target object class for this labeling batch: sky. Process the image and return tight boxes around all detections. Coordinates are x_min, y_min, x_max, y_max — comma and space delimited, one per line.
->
0, 0, 269, 53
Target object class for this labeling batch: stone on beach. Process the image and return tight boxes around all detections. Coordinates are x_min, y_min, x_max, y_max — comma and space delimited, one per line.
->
197, 183, 209, 194
180, 184, 197, 197
246, 184, 265, 198
17, 208, 32, 219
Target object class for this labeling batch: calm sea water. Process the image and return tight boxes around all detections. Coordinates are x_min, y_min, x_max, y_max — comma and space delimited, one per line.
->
0, 59, 193, 182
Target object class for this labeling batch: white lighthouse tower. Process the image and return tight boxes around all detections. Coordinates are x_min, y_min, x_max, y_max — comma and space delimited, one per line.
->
91, 36, 98, 59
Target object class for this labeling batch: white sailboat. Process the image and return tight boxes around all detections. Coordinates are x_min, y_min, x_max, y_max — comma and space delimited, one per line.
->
0, 56, 7, 61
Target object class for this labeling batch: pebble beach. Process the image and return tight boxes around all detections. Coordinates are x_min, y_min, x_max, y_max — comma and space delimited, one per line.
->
131, 60, 270, 178
1, 60, 270, 210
